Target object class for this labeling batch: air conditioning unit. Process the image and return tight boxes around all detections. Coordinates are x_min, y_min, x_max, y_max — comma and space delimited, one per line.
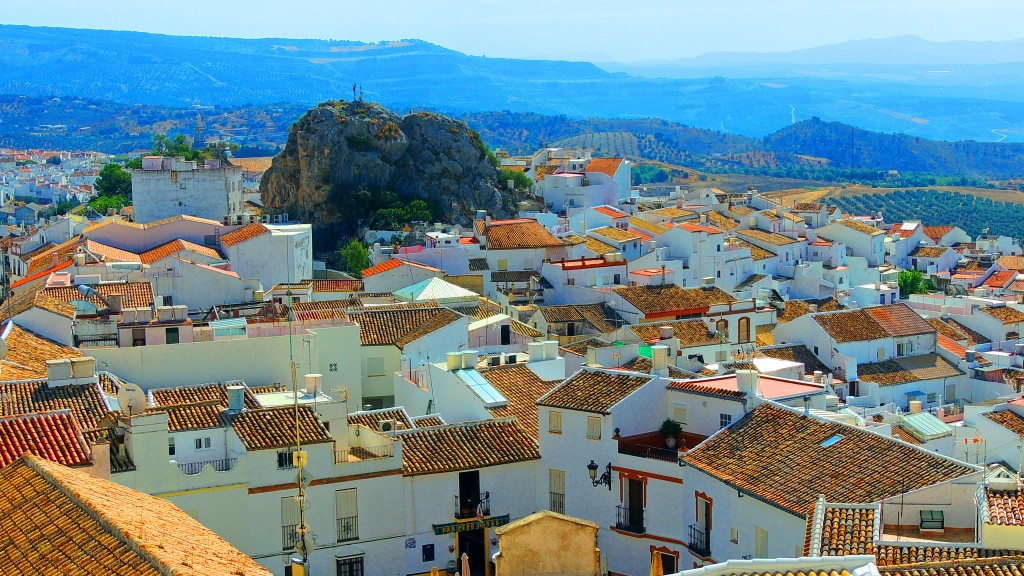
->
488, 356, 501, 367
222, 216, 231, 225
378, 419, 397, 433
262, 214, 271, 224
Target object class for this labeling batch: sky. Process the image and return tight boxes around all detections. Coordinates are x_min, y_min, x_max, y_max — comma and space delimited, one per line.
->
1, 0, 1022, 63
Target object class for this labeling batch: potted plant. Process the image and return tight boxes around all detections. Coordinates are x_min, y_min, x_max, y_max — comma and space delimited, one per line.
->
659, 418, 682, 449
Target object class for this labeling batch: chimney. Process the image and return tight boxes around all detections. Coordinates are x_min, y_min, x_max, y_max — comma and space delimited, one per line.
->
528, 342, 545, 363
107, 293, 123, 315
69, 357, 96, 380
737, 370, 758, 397
51, 252, 58, 268
447, 351, 463, 371
543, 340, 559, 361
73, 252, 86, 266
651, 345, 669, 376
658, 326, 674, 340
305, 373, 322, 396
803, 395, 811, 416
45, 358, 72, 384
226, 385, 245, 412
813, 370, 823, 383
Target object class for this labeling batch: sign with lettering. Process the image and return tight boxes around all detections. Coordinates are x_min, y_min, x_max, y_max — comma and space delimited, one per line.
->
432, 515, 510, 535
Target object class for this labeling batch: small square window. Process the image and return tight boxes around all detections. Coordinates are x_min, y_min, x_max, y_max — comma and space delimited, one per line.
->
730, 527, 739, 544
548, 411, 562, 434
719, 413, 732, 429
920, 510, 944, 529
168, 437, 176, 456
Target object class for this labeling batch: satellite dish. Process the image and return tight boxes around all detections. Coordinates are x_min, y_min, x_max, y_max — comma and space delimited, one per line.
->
116, 383, 148, 416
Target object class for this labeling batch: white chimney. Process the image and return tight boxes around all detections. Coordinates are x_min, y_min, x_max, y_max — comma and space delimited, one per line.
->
658, 326, 674, 340
462, 350, 478, 370
651, 345, 669, 375
813, 370, 823, 383
543, 340, 559, 360
737, 369, 758, 397
304, 373, 322, 396
69, 357, 96, 380
528, 342, 545, 363
46, 358, 72, 383
107, 293, 123, 315
226, 385, 245, 412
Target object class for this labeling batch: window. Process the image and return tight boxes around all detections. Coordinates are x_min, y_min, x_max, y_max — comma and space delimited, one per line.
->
672, 404, 688, 426
165, 327, 179, 345
730, 527, 739, 544
897, 342, 910, 356
281, 497, 300, 551
755, 526, 769, 557
194, 437, 211, 450
366, 357, 386, 377
813, 346, 819, 356
586, 416, 601, 440
715, 350, 727, 362
920, 510, 944, 530
278, 449, 296, 469
168, 437, 176, 456
497, 259, 508, 271
567, 278, 575, 286
549, 469, 565, 514
335, 489, 358, 542
926, 393, 937, 404
292, 296, 300, 304
336, 556, 364, 576
132, 328, 146, 347
737, 317, 750, 344
719, 414, 732, 429
548, 411, 562, 434
421, 544, 435, 563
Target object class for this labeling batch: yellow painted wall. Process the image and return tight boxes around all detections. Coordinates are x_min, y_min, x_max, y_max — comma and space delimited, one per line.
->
494, 513, 600, 576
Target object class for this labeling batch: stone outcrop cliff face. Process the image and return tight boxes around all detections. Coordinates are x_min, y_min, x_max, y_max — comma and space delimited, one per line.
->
260, 101, 510, 246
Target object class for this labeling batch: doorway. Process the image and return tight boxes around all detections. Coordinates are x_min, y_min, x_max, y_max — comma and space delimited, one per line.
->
457, 528, 487, 576
627, 478, 645, 531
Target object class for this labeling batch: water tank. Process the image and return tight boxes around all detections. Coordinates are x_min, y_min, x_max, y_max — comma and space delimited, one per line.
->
909, 400, 923, 413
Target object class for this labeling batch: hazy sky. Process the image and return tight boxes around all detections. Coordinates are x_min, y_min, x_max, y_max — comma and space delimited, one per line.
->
2, 0, 1022, 62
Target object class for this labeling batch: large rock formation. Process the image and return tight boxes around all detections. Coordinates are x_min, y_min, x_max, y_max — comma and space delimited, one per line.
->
260, 100, 511, 248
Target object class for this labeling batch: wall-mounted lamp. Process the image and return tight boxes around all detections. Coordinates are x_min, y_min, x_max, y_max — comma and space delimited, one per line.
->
587, 460, 612, 490
448, 545, 455, 554
490, 537, 498, 547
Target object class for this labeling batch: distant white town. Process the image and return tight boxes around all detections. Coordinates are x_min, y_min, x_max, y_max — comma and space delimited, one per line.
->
1, 145, 1024, 576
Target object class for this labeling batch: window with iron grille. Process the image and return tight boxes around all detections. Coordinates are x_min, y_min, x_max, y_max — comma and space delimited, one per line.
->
336, 556, 364, 576
549, 469, 565, 514
281, 497, 300, 551
277, 449, 295, 469
335, 489, 359, 542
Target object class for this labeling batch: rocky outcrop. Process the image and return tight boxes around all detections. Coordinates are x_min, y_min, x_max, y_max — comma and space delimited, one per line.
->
260, 101, 512, 247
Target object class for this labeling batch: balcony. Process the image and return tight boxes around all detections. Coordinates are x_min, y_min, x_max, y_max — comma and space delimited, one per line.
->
549, 492, 565, 515
615, 505, 645, 534
617, 430, 708, 463
689, 524, 710, 557
176, 457, 237, 475
336, 515, 359, 543
454, 491, 490, 520
282, 524, 299, 551
334, 444, 394, 464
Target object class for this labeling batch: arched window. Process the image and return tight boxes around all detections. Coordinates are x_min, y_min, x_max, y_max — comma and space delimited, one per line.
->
738, 317, 750, 344
716, 319, 728, 338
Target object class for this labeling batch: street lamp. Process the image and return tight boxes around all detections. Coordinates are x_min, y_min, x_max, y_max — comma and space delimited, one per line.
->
587, 460, 611, 490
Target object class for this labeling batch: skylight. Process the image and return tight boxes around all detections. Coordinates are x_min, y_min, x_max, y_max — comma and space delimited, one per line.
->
820, 434, 843, 447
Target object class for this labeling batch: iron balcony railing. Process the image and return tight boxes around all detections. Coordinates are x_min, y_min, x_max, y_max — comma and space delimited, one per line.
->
336, 515, 358, 543
454, 491, 490, 519
549, 492, 565, 515
689, 524, 711, 557
617, 441, 679, 462
176, 457, 237, 475
615, 505, 645, 534
282, 524, 299, 551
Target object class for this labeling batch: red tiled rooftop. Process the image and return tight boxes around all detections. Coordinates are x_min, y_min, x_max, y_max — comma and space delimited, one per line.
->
584, 157, 624, 178
219, 222, 268, 247
0, 410, 91, 468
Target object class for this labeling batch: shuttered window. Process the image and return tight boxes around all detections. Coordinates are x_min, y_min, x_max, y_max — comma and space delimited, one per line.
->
281, 497, 300, 550
586, 416, 601, 440
548, 411, 562, 434
549, 469, 565, 514
335, 489, 359, 542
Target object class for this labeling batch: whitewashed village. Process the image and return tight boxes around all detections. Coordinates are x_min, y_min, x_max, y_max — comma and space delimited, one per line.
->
3, 143, 1024, 576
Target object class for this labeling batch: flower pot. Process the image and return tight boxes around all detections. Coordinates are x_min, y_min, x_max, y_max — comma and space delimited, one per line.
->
665, 436, 677, 449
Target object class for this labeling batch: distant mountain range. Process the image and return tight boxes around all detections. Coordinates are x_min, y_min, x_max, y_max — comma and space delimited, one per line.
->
3, 25, 1024, 143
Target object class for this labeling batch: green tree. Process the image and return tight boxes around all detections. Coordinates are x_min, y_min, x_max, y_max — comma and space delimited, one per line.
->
45, 156, 62, 166
204, 141, 240, 163
340, 239, 370, 275
151, 134, 195, 158
500, 168, 533, 190
94, 163, 132, 198
897, 269, 927, 299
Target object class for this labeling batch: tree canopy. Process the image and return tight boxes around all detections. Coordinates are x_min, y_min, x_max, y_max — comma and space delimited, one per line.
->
340, 239, 370, 275
94, 163, 132, 198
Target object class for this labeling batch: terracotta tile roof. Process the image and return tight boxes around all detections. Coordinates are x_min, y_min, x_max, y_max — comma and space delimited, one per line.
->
347, 407, 414, 431
888, 224, 919, 239
816, 504, 877, 556
674, 222, 724, 234
147, 400, 229, 432
737, 228, 802, 246
219, 222, 268, 246
985, 488, 1024, 526
538, 368, 652, 414
666, 378, 746, 398
532, 165, 558, 182
755, 344, 831, 375
683, 403, 976, 517
25, 236, 85, 275
794, 203, 825, 212
650, 207, 696, 220
628, 216, 670, 236
0, 455, 272, 575
140, 238, 223, 264
581, 235, 617, 255
998, 255, 1024, 272
150, 382, 263, 411
231, 405, 333, 451
730, 205, 756, 216
734, 239, 775, 261
0, 410, 91, 467
480, 364, 560, 439
1010, 280, 1024, 292
928, 317, 969, 341
1, 322, 83, 381
613, 285, 737, 316
593, 205, 627, 218
84, 239, 142, 263
779, 298, 844, 324
20, 241, 57, 261
864, 304, 935, 337
922, 225, 955, 243
42, 281, 155, 311
469, 257, 489, 271
756, 324, 776, 346
362, 258, 441, 278
591, 226, 642, 243
946, 319, 991, 345
813, 309, 890, 342
857, 354, 963, 387
630, 319, 721, 346
349, 306, 463, 347
874, 548, 1014, 569
735, 273, 768, 291
31, 292, 76, 318
485, 219, 562, 250
878, 556, 1024, 576
984, 271, 1018, 288
980, 305, 1024, 324
397, 418, 540, 476
411, 414, 446, 427
312, 279, 364, 292
82, 427, 136, 473
619, 356, 699, 379
983, 410, 1024, 436
491, 270, 540, 283
511, 318, 543, 338
559, 337, 613, 356
539, 304, 621, 333
910, 246, 949, 258
837, 219, 885, 236
958, 259, 993, 274
709, 211, 740, 230
584, 157, 624, 177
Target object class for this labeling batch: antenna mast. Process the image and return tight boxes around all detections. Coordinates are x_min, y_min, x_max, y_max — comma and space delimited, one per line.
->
288, 283, 313, 571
